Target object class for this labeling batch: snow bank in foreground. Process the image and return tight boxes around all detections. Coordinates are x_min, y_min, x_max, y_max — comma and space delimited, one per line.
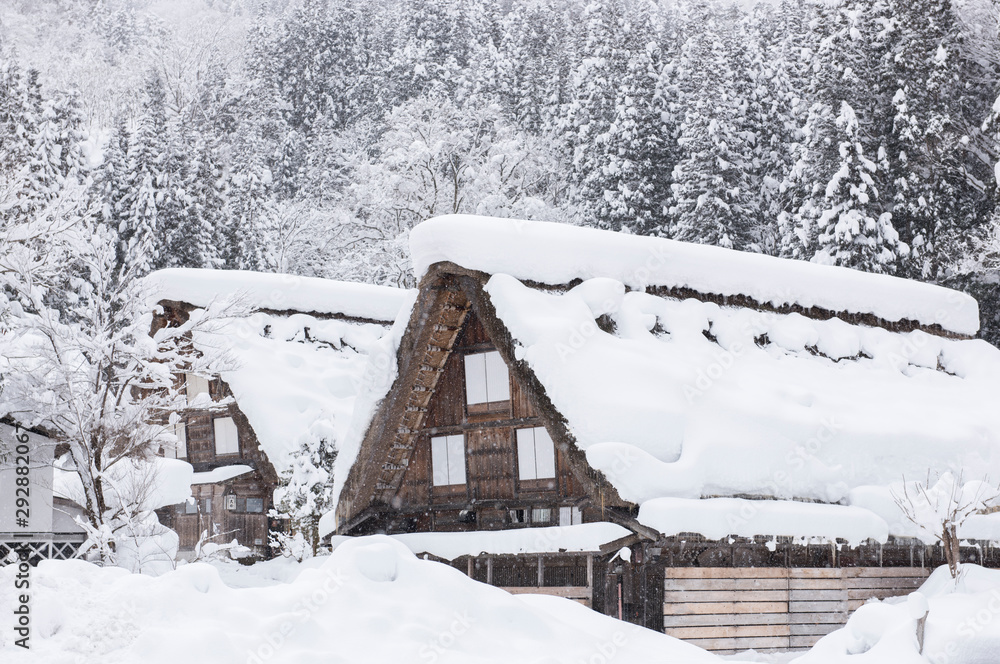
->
794, 564, 1000, 664
0, 536, 722, 664
410, 215, 979, 336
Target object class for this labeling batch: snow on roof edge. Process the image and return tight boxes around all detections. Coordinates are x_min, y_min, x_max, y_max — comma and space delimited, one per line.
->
147, 268, 413, 322
324, 522, 632, 560
638, 497, 889, 546
409, 215, 979, 337
190, 464, 255, 485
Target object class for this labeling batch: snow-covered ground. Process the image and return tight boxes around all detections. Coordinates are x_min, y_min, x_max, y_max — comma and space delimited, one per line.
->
5, 536, 1000, 663
0, 537, 718, 663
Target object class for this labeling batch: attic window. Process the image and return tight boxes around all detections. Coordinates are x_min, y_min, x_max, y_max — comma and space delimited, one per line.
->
213, 417, 239, 456
516, 427, 556, 481
431, 434, 466, 486
185, 374, 210, 402
464, 350, 510, 410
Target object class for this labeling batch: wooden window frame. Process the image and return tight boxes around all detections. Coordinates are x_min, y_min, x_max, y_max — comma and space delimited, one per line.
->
185, 374, 211, 403
463, 350, 511, 415
213, 416, 240, 456
516, 426, 556, 481
559, 505, 583, 527
164, 420, 187, 459
431, 434, 467, 487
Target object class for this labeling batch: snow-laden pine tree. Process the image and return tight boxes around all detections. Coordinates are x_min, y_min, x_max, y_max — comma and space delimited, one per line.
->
270, 434, 338, 560
168, 128, 223, 270
779, 0, 897, 269
667, 10, 758, 251
119, 74, 169, 276
384, 0, 478, 103
0, 62, 89, 228
483, 0, 569, 134
597, 31, 673, 235
740, 3, 808, 254
800, 102, 904, 273
561, 0, 632, 229
223, 148, 273, 272
881, 0, 996, 279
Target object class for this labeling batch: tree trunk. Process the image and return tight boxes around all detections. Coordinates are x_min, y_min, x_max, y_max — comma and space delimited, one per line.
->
944, 523, 960, 579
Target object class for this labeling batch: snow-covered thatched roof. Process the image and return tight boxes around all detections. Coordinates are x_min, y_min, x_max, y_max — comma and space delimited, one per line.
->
411, 215, 980, 337
408, 216, 1000, 544
148, 269, 416, 474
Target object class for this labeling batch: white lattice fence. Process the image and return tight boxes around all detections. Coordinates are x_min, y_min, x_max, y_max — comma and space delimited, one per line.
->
0, 540, 83, 564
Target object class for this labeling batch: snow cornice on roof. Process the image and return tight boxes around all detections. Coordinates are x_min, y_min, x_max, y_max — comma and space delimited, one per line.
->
410, 215, 980, 338
146, 268, 413, 323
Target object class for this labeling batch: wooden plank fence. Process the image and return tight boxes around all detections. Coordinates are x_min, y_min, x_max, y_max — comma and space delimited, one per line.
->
664, 567, 928, 653
503, 586, 592, 607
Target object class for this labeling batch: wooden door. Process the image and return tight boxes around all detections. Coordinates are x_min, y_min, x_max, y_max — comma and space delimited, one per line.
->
597, 557, 665, 632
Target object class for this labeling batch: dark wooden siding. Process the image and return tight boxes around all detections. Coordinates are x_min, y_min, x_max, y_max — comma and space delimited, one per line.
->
384, 308, 590, 532
466, 427, 516, 501
511, 377, 537, 419
160, 473, 271, 552
396, 433, 432, 506
425, 351, 465, 429
455, 311, 492, 348
157, 375, 278, 554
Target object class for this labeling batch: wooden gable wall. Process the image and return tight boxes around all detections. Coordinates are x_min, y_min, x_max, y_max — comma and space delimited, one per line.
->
379, 310, 588, 533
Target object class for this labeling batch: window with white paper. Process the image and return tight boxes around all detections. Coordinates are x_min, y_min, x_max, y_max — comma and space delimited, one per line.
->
431, 434, 466, 486
464, 351, 510, 405
516, 426, 556, 480
213, 417, 239, 456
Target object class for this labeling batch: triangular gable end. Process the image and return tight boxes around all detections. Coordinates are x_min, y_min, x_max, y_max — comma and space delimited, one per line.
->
336, 262, 649, 537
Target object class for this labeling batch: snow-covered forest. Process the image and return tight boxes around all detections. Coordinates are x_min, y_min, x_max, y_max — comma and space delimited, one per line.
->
2, 0, 1000, 338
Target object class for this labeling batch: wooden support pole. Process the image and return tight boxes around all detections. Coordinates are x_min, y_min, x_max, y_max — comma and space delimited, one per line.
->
538, 555, 544, 587
487, 556, 493, 585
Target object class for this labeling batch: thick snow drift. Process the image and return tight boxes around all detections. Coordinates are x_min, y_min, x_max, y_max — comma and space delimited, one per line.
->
410, 215, 979, 336
481, 272, 1000, 543
0, 536, 721, 664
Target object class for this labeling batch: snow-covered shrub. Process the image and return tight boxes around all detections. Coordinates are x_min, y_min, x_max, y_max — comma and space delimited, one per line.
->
270, 430, 338, 560
892, 471, 999, 579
